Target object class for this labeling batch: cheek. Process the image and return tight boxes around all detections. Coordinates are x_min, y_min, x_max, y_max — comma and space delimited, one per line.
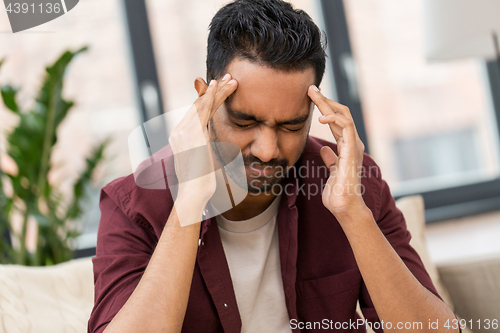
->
210, 113, 233, 139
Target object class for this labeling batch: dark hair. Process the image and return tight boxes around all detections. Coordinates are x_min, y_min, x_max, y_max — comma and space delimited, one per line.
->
207, 0, 327, 86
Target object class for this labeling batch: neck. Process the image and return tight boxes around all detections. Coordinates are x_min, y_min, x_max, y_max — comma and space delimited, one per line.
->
221, 191, 278, 221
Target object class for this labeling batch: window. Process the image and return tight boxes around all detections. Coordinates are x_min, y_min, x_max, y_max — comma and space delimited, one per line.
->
0, 0, 140, 254
321, 0, 500, 221
344, 0, 500, 195
118, 0, 500, 223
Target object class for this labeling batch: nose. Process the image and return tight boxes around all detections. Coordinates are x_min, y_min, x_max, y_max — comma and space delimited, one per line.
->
251, 125, 279, 163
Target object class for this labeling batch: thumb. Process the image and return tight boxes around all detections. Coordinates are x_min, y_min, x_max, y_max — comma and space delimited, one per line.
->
320, 146, 338, 171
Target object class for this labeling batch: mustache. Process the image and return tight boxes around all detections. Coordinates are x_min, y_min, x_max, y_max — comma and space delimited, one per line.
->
243, 154, 289, 169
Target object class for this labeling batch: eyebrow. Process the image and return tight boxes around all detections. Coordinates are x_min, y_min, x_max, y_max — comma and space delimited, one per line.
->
226, 108, 309, 126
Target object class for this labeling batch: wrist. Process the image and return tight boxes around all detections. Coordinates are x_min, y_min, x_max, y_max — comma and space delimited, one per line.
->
176, 173, 216, 205
335, 205, 378, 243
173, 195, 208, 227
334, 202, 373, 227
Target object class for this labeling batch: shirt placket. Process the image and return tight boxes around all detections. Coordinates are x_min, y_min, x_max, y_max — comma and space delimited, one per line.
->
197, 212, 242, 333
196, 172, 300, 333
278, 174, 300, 332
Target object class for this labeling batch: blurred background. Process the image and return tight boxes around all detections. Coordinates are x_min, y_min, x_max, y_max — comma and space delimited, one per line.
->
1, 0, 500, 330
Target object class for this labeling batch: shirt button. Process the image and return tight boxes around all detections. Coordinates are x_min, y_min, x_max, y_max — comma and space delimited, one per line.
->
224, 303, 228, 307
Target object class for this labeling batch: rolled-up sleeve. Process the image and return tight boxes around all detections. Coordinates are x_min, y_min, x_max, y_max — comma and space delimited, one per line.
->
358, 156, 446, 333
87, 186, 157, 333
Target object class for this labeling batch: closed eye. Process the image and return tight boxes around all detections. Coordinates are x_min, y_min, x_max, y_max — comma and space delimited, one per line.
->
234, 122, 303, 132
233, 121, 255, 128
283, 127, 301, 132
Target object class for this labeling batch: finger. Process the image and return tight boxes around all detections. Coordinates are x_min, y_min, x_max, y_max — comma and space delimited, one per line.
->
308, 85, 353, 119
312, 99, 340, 141
318, 113, 353, 144
318, 114, 348, 143
195, 75, 237, 127
308, 85, 356, 147
324, 99, 353, 120
210, 79, 238, 121
319, 112, 359, 158
308, 86, 364, 164
319, 115, 341, 143
216, 73, 232, 93
198, 80, 218, 124
322, 115, 365, 162
308, 85, 335, 117
318, 113, 352, 127
197, 74, 234, 124
198, 73, 231, 98
320, 146, 338, 171
307, 85, 348, 116
310, 88, 363, 147
319, 100, 362, 146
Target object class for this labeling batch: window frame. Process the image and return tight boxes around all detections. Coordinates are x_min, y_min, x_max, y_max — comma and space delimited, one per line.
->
121, 0, 165, 124
78, 0, 164, 258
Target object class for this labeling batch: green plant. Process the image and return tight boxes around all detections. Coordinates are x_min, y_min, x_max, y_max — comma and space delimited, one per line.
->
0, 47, 108, 266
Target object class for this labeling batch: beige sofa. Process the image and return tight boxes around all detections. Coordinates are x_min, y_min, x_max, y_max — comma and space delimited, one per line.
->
0, 196, 497, 332
0, 258, 93, 332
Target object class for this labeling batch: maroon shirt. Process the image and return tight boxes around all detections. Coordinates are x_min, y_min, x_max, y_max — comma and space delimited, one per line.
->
88, 136, 442, 333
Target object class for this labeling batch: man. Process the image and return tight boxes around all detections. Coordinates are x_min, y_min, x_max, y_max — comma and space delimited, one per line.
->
88, 1, 459, 332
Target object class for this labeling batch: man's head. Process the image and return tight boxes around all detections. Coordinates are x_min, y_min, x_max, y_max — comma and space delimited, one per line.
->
196, 0, 326, 194
206, 0, 326, 86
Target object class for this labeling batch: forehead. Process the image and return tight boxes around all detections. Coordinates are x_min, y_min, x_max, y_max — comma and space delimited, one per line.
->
224, 58, 316, 121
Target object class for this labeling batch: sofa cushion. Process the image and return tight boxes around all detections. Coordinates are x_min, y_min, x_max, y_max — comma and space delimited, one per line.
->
395, 195, 455, 309
0, 257, 94, 333
439, 257, 500, 333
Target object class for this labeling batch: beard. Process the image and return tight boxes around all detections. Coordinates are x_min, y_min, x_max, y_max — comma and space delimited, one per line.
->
208, 120, 307, 194
242, 154, 289, 193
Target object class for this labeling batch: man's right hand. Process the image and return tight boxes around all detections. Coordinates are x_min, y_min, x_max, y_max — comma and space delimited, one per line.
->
103, 75, 238, 333
168, 74, 238, 226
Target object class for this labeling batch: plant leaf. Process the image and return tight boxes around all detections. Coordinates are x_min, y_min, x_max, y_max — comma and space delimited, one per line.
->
5, 47, 88, 200
0, 59, 21, 113
0, 174, 15, 264
1, 47, 94, 266
1, 85, 20, 113
66, 138, 109, 220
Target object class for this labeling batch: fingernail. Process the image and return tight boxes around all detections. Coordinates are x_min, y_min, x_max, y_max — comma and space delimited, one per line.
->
210, 80, 216, 86
227, 79, 236, 85
312, 85, 320, 92
221, 74, 230, 81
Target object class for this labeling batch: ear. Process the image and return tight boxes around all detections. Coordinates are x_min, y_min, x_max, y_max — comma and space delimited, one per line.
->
194, 77, 209, 97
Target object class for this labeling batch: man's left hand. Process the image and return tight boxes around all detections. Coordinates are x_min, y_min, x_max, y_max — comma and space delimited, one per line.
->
307, 85, 369, 223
